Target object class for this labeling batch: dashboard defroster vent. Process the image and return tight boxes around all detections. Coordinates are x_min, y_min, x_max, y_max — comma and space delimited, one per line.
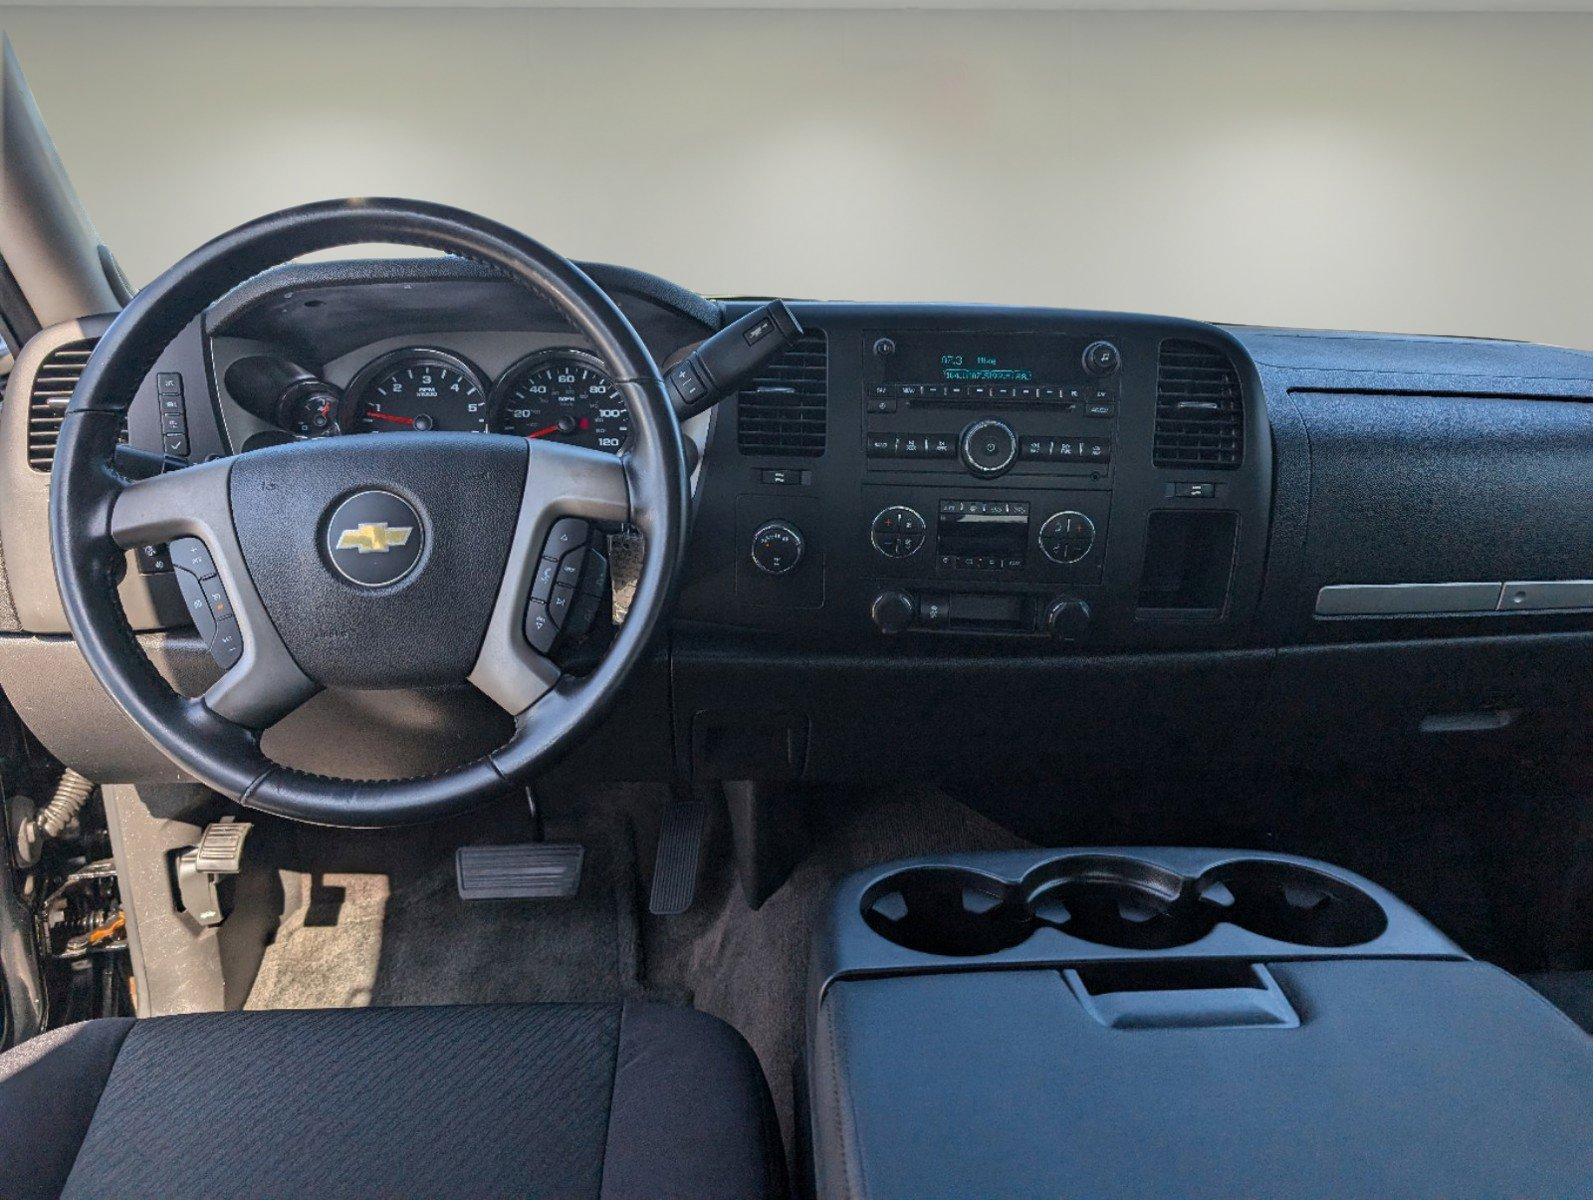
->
736, 330, 828, 457
27, 338, 108, 472
1154, 339, 1243, 469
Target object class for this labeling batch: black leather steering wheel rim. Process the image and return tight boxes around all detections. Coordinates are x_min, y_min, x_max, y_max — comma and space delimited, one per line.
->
50, 198, 688, 826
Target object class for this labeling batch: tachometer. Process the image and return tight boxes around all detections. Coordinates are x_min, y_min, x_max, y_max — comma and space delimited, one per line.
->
347, 349, 489, 434
490, 350, 630, 452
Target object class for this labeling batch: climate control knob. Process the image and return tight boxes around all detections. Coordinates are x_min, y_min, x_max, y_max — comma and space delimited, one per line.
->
870, 589, 916, 635
750, 520, 804, 575
1046, 596, 1092, 642
959, 419, 1018, 477
1038, 511, 1096, 564
870, 506, 927, 558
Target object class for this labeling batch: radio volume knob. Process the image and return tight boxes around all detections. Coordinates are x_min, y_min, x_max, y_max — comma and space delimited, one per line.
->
959, 419, 1018, 477
750, 520, 804, 575
1082, 340, 1122, 377
870, 589, 916, 635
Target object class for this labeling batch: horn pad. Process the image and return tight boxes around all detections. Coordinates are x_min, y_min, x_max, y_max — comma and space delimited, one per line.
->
228, 434, 528, 689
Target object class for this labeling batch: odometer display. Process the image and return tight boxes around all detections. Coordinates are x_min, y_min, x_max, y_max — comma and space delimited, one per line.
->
348, 350, 489, 434
491, 351, 630, 452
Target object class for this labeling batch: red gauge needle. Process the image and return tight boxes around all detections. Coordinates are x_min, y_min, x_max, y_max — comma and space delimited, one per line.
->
525, 424, 561, 439
366, 411, 417, 427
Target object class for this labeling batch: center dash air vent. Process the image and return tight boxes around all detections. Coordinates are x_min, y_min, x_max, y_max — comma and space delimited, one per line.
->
28, 338, 99, 472
1154, 339, 1243, 469
736, 330, 828, 457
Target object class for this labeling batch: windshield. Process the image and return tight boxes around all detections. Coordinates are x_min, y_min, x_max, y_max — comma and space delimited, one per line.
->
5, 8, 1590, 349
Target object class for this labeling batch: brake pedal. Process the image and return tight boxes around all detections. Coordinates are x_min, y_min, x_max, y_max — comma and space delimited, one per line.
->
455, 843, 583, 901
649, 797, 707, 916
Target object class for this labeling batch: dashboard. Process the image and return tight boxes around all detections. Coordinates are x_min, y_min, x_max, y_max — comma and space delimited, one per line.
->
1, 256, 1591, 795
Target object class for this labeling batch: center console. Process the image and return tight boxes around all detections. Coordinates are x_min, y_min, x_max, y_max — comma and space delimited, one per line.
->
805, 849, 1592, 1199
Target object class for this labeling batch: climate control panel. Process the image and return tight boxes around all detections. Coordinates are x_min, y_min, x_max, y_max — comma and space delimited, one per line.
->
866, 491, 1107, 584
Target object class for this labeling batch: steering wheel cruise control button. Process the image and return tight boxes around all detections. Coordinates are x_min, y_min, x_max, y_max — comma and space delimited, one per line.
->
170, 537, 217, 580
176, 569, 218, 643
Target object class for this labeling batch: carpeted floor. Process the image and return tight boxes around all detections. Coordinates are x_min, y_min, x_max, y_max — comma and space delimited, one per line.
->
242, 781, 1027, 1151
642, 785, 1031, 1151
246, 792, 643, 1010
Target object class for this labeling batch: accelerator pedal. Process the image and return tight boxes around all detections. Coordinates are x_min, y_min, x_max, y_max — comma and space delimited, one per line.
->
455, 843, 583, 901
648, 797, 708, 916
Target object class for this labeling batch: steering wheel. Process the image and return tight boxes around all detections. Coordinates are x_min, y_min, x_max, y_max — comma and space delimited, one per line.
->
50, 199, 687, 826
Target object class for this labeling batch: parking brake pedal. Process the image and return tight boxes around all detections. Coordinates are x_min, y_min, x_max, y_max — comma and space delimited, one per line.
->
455, 844, 583, 901
175, 820, 252, 927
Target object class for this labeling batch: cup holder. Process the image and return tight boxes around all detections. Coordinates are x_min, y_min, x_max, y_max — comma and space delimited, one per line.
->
861, 855, 1389, 957
1197, 860, 1388, 948
1026, 857, 1209, 950
862, 867, 1034, 956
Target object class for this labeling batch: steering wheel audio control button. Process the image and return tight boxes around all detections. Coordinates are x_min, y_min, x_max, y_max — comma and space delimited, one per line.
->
170, 537, 217, 580
531, 558, 558, 602
546, 518, 590, 555
210, 618, 244, 670
524, 601, 558, 653
549, 583, 577, 627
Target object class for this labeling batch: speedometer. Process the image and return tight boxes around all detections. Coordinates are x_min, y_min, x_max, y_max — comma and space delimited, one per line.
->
490, 350, 630, 452
346, 349, 489, 434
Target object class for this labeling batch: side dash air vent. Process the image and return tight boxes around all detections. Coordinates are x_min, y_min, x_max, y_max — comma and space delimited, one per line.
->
1154, 339, 1243, 469
736, 330, 828, 457
28, 338, 99, 471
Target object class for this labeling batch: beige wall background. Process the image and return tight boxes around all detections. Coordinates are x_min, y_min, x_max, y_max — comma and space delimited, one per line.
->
1, 5, 1591, 347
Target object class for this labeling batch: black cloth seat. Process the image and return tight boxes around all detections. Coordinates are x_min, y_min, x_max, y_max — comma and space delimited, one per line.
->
0, 1000, 785, 1200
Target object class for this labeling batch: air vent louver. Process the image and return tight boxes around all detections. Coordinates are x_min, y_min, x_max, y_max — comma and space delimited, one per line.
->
736, 331, 828, 457
28, 339, 99, 472
1154, 339, 1243, 469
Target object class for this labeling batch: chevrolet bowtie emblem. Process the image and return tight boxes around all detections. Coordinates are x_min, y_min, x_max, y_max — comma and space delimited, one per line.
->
335, 522, 414, 554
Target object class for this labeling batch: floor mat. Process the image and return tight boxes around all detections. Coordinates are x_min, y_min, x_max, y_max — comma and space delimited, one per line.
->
246, 798, 641, 1010
644, 785, 1031, 1154
1521, 971, 1593, 1034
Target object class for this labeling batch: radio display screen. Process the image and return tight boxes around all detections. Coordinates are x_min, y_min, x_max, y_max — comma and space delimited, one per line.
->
879, 332, 1081, 385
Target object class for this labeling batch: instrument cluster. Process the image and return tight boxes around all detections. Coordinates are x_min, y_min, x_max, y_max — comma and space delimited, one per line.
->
254, 346, 632, 453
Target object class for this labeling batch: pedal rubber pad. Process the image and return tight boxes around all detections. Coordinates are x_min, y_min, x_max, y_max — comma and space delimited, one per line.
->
455, 843, 583, 901
648, 798, 707, 916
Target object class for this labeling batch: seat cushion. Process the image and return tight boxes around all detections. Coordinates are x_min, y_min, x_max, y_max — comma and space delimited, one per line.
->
0, 1000, 784, 1200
